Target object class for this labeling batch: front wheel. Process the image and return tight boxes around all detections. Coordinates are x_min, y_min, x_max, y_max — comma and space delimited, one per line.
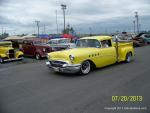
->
126, 53, 132, 63
0, 58, 4, 63
80, 61, 91, 75
35, 54, 40, 60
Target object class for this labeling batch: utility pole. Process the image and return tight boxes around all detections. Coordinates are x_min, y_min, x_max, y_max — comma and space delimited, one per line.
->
56, 10, 59, 34
135, 12, 139, 34
89, 27, 92, 36
1, 27, 4, 39
43, 24, 46, 34
35, 20, 40, 37
133, 20, 135, 34
139, 24, 141, 33
61, 4, 67, 34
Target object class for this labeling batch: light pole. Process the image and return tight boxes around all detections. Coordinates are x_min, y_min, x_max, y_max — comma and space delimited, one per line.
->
56, 10, 59, 34
35, 20, 40, 37
43, 24, 46, 34
139, 24, 141, 33
61, 4, 67, 34
89, 27, 92, 36
133, 20, 135, 34
1, 27, 4, 39
135, 12, 139, 34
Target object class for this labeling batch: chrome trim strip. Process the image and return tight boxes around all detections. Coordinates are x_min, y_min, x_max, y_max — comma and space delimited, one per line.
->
4, 57, 23, 62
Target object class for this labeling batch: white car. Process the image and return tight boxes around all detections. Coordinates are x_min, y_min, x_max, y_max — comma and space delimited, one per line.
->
47, 38, 76, 51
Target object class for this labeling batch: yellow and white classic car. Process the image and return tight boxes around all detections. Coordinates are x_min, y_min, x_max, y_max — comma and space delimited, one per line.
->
0, 41, 24, 63
46, 36, 134, 75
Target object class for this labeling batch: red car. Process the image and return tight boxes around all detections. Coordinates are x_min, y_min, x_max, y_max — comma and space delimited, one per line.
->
22, 39, 52, 59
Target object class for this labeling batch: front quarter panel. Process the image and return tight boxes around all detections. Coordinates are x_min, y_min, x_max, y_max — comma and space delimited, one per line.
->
15, 51, 24, 58
0, 54, 7, 58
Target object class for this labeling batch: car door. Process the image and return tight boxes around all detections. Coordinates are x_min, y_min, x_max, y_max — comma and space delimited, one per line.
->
97, 39, 116, 67
22, 41, 30, 55
27, 42, 36, 56
23, 41, 35, 56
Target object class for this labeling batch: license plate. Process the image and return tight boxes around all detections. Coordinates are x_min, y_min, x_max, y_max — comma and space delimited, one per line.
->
53, 67, 59, 72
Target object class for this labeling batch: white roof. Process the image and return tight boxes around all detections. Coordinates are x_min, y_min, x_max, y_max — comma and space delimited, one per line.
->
3, 36, 23, 41
3, 35, 37, 41
50, 38, 69, 41
22, 35, 37, 38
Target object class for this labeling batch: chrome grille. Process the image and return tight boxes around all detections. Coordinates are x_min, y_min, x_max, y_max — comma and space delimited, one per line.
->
50, 60, 67, 67
9, 49, 15, 58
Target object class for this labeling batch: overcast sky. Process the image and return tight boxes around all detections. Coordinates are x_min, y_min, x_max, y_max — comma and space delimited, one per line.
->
0, 0, 150, 35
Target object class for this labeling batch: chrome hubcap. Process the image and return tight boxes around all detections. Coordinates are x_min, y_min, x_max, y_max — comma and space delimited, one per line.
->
36, 54, 40, 59
0, 58, 3, 63
127, 54, 131, 62
81, 61, 90, 74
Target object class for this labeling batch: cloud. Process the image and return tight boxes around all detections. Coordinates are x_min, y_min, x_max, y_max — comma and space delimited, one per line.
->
0, 0, 150, 35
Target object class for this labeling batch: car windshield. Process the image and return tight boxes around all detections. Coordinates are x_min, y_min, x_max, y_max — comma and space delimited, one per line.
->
58, 39, 70, 43
48, 40, 58, 44
76, 39, 100, 48
33, 41, 42, 45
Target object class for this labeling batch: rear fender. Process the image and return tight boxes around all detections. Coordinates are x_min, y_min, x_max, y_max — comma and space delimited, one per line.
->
123, 49, 134, 61
118, 47, 134, 62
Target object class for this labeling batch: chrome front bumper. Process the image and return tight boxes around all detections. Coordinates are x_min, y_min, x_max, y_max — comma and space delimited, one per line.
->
3, 57, 23, 62
46, 61, 81, 74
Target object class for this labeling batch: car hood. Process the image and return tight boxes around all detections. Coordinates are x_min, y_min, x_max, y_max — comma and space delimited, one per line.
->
48, 47, 99, 62
0, 47, 14, 52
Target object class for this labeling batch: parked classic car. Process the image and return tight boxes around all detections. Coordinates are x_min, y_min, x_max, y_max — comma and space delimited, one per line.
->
132, 33, 150, 47
47, 38, 76, 51
21, 39, 52, 59
112, 34, 147, 47
46, 36, 134, 75
0, 41, 24, 63
132, 38, 145, 47
135, 33, 150, 44
112, 34, 133, 42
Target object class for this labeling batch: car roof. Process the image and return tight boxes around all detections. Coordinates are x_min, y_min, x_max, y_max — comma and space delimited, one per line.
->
50, 38, 69, 41
23, 38, 41, 41
81, 36, 112, 41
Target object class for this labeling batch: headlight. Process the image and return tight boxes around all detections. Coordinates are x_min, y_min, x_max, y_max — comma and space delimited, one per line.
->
47, 54, 50, 59
6, 51, 9, 55
69, 55, 74, 61
67, 45, 70, 49
43, 48, 46, 52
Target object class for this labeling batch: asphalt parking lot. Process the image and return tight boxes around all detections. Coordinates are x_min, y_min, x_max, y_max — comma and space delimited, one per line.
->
0, 46, 150, 113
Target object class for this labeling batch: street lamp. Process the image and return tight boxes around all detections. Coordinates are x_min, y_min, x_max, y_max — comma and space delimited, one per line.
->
61, 4, 67, 34
133, 20, 135, 34
35, 20, 40, 37
135, 12, 139, 34
55, 10, 59, 34
139, 24, 141, 33
1, 27, 4, 39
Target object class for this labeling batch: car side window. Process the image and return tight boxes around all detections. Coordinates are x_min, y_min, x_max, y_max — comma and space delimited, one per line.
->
48, 41, 52, 44
24, 41, 32, 45
101, 40, 112, 48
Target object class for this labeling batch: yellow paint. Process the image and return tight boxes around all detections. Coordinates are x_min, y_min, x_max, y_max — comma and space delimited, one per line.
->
0, 41, 24, 59
47, 36, 134, 68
